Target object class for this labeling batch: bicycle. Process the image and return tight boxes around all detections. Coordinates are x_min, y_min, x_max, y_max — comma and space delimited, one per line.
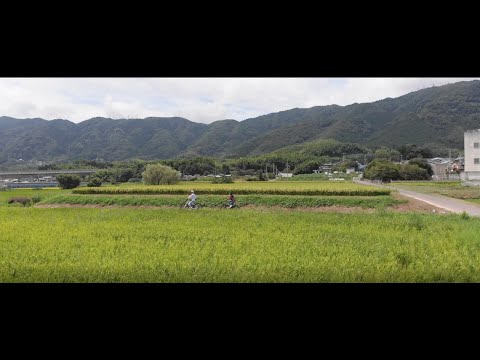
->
223, 202, 239, 209
181, 200, 201, 210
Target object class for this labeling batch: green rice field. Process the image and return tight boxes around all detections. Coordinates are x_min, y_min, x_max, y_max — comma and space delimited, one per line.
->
1, 207, 479, 282
1, 180, 479, 283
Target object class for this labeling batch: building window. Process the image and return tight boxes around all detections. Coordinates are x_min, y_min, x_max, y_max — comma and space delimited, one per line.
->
475, 158, 480, 165
475, 143, 480, 149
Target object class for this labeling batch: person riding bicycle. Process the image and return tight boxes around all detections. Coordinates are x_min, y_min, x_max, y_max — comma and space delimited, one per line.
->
186, 190, 197, 209
227, 192, 235, 208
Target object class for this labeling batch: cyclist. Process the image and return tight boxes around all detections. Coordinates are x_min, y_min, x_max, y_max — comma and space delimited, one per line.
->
186, 190, 197, 209
227, 192, 236, 208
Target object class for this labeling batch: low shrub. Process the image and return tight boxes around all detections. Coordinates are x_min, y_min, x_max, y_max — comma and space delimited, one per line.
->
87, 178, 102, 187
8, 197, 31, 206
31, 195, 42, 204
57, 174, 81, 189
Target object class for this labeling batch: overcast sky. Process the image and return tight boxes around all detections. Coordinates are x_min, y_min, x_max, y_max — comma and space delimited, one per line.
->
0, 78, 478, 124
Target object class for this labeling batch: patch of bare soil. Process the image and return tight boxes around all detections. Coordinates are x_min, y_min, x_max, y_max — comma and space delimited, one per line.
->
389, 194, 451, 214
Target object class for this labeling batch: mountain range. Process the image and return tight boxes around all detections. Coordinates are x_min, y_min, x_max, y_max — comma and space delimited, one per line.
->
1, 80, 480, 163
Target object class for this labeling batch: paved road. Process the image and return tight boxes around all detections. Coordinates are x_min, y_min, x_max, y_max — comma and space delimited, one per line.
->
354, 180, 480, 217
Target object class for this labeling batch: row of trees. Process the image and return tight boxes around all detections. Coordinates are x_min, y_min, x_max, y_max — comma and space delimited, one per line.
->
372, 144, 462, 162
45, 139, 450, 184
56, 174, 105, 189
56, 157, 435, 189
37, 140, 371, 178
56, 164, 181, 189
364, 158, 433, 182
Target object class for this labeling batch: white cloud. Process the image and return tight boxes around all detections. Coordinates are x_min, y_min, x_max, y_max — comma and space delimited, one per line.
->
0, 78, 477, 124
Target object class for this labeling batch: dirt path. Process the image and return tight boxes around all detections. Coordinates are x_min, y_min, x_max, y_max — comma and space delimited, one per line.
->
355, 180, 480, 217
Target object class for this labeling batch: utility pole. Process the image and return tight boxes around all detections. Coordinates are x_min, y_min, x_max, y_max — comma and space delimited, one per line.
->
265, 164, 268, 180
448, 149, 452, 180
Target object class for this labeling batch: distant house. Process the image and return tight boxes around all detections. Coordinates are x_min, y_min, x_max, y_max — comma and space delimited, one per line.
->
427, 158, 452, 180
278, 172, 293, 178
428, 157, 446, 164
318, 164, 333, 173
427, 157, 464, 181
357, 163, 367, 172
182, 175, 197, 180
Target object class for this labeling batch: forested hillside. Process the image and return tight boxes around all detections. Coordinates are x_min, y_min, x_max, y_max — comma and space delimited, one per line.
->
1, 80, 479, 163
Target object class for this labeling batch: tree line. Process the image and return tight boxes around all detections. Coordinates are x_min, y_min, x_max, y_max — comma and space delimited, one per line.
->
43, 140, 459, 185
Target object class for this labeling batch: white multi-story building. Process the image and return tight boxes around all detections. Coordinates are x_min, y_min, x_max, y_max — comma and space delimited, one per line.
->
463, 129, 480, 180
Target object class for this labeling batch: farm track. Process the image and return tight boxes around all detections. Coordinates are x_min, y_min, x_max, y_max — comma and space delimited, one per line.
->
355, 180, 480, 217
